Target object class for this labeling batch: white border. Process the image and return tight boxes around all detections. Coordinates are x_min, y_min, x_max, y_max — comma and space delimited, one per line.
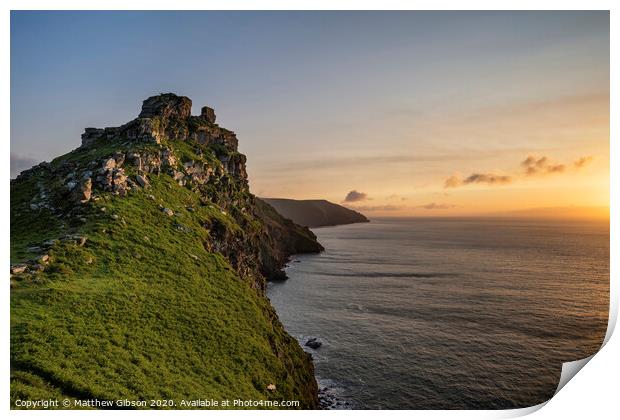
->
2, 2, 616, 419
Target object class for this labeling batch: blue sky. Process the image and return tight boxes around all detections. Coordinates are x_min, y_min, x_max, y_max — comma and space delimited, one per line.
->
11, 11, 609, 214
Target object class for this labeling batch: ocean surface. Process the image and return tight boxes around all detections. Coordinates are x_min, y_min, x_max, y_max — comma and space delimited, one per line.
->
266, 218, 609, 409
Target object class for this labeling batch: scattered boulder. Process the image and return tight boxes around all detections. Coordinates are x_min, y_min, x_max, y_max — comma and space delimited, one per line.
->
162, 208, 174, 217
42, 239, 58, 248
74, 177, 92, 203
135, 175, 149, 188
266, 384, 276, 391
102, 157, 116, 171
10, 264, 28, 274
305, 338, 322, 349
65, 235, 87, 246
113, 151, 125, 167
66, 180, 77, 191
161, 149, 176, 168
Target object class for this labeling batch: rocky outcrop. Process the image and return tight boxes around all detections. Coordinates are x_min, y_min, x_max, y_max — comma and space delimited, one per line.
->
138, 93, 192, 119
200, 106, 216, 123
14, 93, 322, 289
79, 93, 238, 152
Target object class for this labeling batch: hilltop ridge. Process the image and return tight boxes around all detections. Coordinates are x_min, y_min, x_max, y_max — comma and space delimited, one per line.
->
10, 93, 322, 408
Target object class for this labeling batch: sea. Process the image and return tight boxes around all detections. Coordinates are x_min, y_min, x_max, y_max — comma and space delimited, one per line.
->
266, 217, 609, 409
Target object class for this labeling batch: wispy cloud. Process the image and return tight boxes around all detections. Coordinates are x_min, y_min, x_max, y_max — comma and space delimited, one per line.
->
417, 202, 457, 210
446, 154, 595, 188
521, 155, 571, 175
343, 190, 368, 202
574, 156, 594, 168
444, 173, 512, 188
521, 154, 593, 176
345, 204, 402, 212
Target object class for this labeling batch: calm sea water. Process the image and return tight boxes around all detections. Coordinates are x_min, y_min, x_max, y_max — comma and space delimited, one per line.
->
267, 218, 609, 409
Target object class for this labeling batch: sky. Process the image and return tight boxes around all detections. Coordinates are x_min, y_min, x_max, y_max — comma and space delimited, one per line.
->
11, 11, 609, 217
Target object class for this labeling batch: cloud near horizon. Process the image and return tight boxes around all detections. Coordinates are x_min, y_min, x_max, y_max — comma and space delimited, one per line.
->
343, 190, 368, 202
574, 156, 594, 168
445, 154, 594, 188
444, 173, 512, 188
418, 202, 457, 210
345, 204, 402, 212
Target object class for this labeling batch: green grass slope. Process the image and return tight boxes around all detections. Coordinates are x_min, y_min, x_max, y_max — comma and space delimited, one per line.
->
10, 94, 320, 409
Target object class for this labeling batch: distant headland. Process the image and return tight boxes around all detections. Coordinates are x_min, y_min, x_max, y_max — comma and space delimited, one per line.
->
261, 198, 369, 228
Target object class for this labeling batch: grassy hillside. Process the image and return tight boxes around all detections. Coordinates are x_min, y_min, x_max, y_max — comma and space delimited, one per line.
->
10, 94, 320, 409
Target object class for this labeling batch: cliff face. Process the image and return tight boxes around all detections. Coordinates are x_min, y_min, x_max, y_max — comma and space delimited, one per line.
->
261, 198, 369, 228
10, 94, 321, 408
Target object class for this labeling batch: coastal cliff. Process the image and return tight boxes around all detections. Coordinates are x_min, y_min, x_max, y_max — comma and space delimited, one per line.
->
10, 93, 322, 408
261, 198, 369, 228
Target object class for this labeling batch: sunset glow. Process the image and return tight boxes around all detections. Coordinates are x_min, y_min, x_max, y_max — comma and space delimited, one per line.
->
11, 11, 609, 218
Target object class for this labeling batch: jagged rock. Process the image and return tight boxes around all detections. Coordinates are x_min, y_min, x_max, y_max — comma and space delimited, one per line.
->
112, 168, 128, 195
172, 171, 185, 185
201, 106, 216, 124
162, 208, 174, 217
174, 223, 190, 232
102, 158, 116, 171
305, 338, 322, 349
81, 128, 105, 147
135, 175, 149, 188
128, 153, 143, 171
113, 152, 125, 167
266, 384, 276, 391
74, 177, 92, 203
63, 235, 87, 246
11, 264, 28, 274
139, 93, 192, 120
161, 149, 176, 167
42, 239, 58, 248
31, 264, 45, 272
